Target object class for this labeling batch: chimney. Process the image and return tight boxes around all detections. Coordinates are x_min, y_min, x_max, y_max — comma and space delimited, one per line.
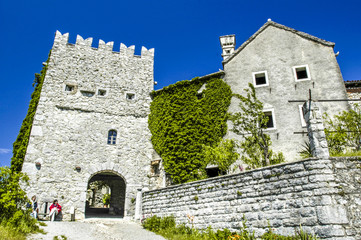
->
219, 35, 236, 61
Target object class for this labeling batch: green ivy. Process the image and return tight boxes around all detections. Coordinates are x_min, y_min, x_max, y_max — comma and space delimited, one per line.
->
11, 53, 50, 173
149, 77, 232, 184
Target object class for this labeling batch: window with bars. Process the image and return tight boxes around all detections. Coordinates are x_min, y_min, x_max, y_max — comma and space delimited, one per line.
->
107, 130, 117, 145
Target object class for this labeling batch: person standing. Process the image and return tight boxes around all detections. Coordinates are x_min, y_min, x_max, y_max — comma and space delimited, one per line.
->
30, 195, 38, 219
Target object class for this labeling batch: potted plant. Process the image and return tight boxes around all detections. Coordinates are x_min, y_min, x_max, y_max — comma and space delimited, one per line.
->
102, 193, 111, 208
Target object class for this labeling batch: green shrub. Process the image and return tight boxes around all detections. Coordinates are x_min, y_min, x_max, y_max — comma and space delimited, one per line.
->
102, 193, 111, 205
299, 140, 313, 159
0, 167, 40, 235
324, 104, 361, 155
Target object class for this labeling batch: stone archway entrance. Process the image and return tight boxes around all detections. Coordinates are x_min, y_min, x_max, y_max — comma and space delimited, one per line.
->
85, 171, 126, 218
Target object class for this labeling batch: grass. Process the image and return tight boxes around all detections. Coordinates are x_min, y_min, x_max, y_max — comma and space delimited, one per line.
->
53, 235, 67, 240
142, 215, 319, 240
330, 150, 361, 157
0, 225, 26, 240
0, 219, 46, 240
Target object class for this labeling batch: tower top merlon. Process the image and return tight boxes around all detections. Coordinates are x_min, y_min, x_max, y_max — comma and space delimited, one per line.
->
76, 35, 93, 47
99, 39, 114, 51
53, 31, 69, 47
52, 31, 154, 58
219, 34, 236, 61
141, 46, 155, 58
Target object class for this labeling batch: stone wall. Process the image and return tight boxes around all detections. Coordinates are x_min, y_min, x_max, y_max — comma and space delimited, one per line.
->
347, 90, 361, 110
142, 157, 361, 239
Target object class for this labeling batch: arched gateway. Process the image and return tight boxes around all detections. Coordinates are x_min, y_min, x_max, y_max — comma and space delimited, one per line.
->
85, 171, 126, 218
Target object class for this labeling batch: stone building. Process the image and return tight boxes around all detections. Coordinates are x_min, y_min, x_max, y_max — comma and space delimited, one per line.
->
21, 31, 158, 220
345, 80, 361, 109
219, 20, 350, 162
21, 20, 353, 220
345, 80, 361, 99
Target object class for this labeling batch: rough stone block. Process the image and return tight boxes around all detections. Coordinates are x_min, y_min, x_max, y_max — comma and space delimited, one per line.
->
309, 174, 335, 183
314, 225, 345, 238
252, 171, 263, 179
31, 126, 43, 136
316, 206, 349, 224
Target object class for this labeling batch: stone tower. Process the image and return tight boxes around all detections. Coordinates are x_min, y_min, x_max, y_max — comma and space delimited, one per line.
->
21, 31, 156, 220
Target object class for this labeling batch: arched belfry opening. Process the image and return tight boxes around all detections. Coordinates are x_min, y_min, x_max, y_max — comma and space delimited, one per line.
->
85, 171, 126, 218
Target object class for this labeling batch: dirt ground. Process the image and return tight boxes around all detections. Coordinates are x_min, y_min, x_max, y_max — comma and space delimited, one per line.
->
27, 218, 166, 240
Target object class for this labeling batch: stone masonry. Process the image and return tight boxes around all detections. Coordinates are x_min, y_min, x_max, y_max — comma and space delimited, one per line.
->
22, 31, 157, 220
303, 101, 330, 158
142, 157, 361, 239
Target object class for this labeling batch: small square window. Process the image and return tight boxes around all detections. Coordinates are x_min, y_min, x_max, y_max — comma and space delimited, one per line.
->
98, 89, 106, 96
81, 91, 95, 97
262, 110, 276, 129
252, 71, 269, 87
126, 93, 135, 100
65, 85, 74, 92
293, 65, 311, 81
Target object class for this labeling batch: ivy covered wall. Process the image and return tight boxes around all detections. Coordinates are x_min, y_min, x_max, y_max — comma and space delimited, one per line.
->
11, 54, 50, 173
149, 77, 232, 184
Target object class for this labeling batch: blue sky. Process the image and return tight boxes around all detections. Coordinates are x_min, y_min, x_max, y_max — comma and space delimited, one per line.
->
0, 0, 360, 166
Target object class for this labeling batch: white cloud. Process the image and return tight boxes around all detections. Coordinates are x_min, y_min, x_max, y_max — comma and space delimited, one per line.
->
0, 148, 11, 154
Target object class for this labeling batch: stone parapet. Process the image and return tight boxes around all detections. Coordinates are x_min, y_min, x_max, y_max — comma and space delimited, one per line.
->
142, 157, 361, 239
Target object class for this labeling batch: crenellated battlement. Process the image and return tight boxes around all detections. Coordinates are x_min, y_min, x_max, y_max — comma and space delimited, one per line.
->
53, 30, 154, 58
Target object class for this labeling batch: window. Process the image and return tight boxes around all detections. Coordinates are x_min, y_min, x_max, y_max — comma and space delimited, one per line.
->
64, 83, 77, 94
252, 71, 269, 87
81, 91, 95, 97
293, 65, 311, 81
65, 85, 74, 92
151, 160, 161, 176
98, 89, 106, 96
107, 130, 117, 145
205, 166, 226, 178
262, 110, 276, 129
126, 93, 135, 100
298, 105, 307, 127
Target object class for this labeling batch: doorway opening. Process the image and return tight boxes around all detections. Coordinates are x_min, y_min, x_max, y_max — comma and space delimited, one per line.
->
85, 171, 126, 218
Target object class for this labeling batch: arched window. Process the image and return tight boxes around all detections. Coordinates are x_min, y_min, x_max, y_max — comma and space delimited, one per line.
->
107, 130, 117, 145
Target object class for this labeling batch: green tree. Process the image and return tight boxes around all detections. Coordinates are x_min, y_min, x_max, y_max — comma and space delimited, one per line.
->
0, 167, 39, 234
202, 139, 240, 174
324, 103, 361, 154
11, 53, 50, 173
230, 83, 284, 169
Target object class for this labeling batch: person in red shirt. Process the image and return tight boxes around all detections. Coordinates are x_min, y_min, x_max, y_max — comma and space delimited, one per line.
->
49, 199, 62, 221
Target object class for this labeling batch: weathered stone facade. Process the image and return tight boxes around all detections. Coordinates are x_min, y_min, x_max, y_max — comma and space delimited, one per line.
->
221, 20, 350, 162
22, 31, 157, 220
142, 157, 361, 239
